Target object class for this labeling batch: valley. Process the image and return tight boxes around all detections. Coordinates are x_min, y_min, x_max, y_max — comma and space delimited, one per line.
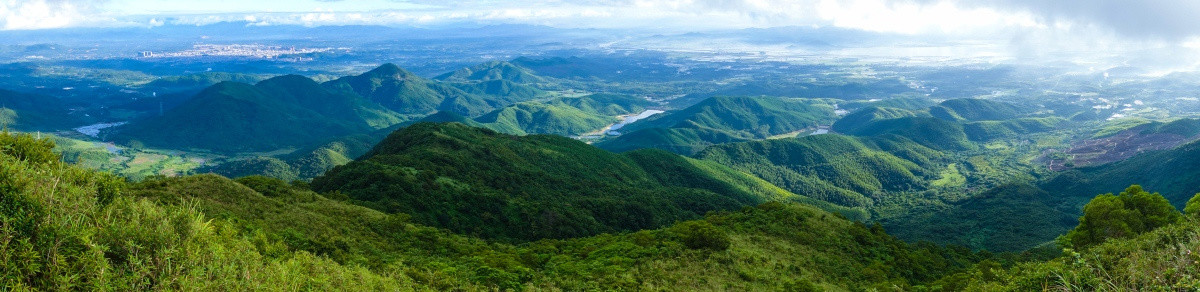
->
4, 6, 1200, 290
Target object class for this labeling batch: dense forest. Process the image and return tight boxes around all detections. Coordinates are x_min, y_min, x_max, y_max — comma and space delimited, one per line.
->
8, 123, 1200, 290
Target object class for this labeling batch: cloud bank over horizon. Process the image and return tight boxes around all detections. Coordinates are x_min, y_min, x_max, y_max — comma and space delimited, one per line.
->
0, 0, 1195, 40
4, 0, 1200, 71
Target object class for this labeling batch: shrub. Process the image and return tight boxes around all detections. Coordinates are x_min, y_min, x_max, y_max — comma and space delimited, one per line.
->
671, 220, 731, 250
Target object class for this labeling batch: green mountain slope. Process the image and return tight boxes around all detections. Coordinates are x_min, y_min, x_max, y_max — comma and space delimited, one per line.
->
947, 200, 1200, 290
597, 96, 837, 154
623, 96, 837, 139
0, 133, 411, 290
1, 131, 996, 290
1045, 138, 1200, 207
449, 79, 545, 101
595, 127, 750, 155
112, 75, 401, 153
963, 117, 1064, 141
435, 60, 548, 84
143, 72, 265, 91
312, 122, 814, 240
930, 98, 1021, 122
832, 106, 919, 134
472, 93, 653, 136
0, 89, 78, 131
323, 63, 497, 117
882, 183, 1077, 252
846, 116, 976, 151
696, 134, 942, 210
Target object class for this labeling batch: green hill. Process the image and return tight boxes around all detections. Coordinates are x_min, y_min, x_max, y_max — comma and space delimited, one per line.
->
963, 117, 1064, 141
205, 131, 385, 181
623, 96, 837, 139
841, 96, 936, 111
112, 75, 401, 153
472, 93, 653, 136
143, 72, 264, 91
0, 130, 997, 290
435, 60, 548, 84
0, 89, 79, 131
846, 116, 975, 151
323, 63, 497, 117
882, 183, 1077, 252
449, 79, 546, 102
0, 132, 411, 290
312, 122, 824, 240
696, 134, 942, 210
945, 196, 1200, 290
1136, 118, 1200, 137
1045, 138, 1200, 208
595, 127, 750, 155
597, 96, 837, 154
832, 106, 919, 134
930, 98, 1021, 121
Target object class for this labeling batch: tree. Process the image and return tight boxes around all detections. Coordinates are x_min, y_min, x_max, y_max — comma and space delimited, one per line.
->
1060, 185, 1182, 249
671, 220, 731, 250
1186, 193, 1200, 217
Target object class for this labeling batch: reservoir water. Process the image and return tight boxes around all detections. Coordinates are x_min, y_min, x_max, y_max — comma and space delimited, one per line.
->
606, 110, 664, 135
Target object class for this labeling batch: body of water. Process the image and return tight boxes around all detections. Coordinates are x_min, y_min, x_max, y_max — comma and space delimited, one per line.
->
606, 110, 664, 135
75, 122, 127, 138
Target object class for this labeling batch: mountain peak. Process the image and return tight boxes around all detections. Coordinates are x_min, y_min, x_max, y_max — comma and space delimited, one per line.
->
363, 63, 416, 79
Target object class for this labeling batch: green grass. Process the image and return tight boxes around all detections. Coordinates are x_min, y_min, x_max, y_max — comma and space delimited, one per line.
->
931, 163, 967, 188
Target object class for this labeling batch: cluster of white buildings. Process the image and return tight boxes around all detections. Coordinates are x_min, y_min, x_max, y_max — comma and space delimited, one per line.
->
139, 44, 329, 59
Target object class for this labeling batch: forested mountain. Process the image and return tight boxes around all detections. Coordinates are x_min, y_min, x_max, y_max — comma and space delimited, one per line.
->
0, 131, 996, 290
595, 127, 750, 155
0, 89, 79, 130
204, 133, 379, 181
449, 79, 546, 101
832, 106, 919, 133
696, 134, 943, 213
435, 60, 548, 84
472, 93, 653, 136
930, 98, 1023, 122
310, 122, 825, 240
142, 72, 265, 92
112, 75, 402, 153
840, 116, 976, 151
599, 96, 836, 154
962, 117, 1064, 141
1046, 138, 1200, 207
323, 63, 499, 117
622, 96, 836, 137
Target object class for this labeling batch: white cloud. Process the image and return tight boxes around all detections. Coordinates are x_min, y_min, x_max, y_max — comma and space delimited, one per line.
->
0, 0, 96, 30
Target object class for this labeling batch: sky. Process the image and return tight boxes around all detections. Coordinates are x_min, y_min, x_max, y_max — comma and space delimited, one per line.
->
0, 0, 1195, 39
4, 0, 1200, 69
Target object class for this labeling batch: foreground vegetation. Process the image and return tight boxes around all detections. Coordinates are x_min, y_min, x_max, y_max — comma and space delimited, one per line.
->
3, 131, 995, 290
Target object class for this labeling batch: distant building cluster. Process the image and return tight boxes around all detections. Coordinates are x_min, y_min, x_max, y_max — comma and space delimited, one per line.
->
139, 44, 329, 60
